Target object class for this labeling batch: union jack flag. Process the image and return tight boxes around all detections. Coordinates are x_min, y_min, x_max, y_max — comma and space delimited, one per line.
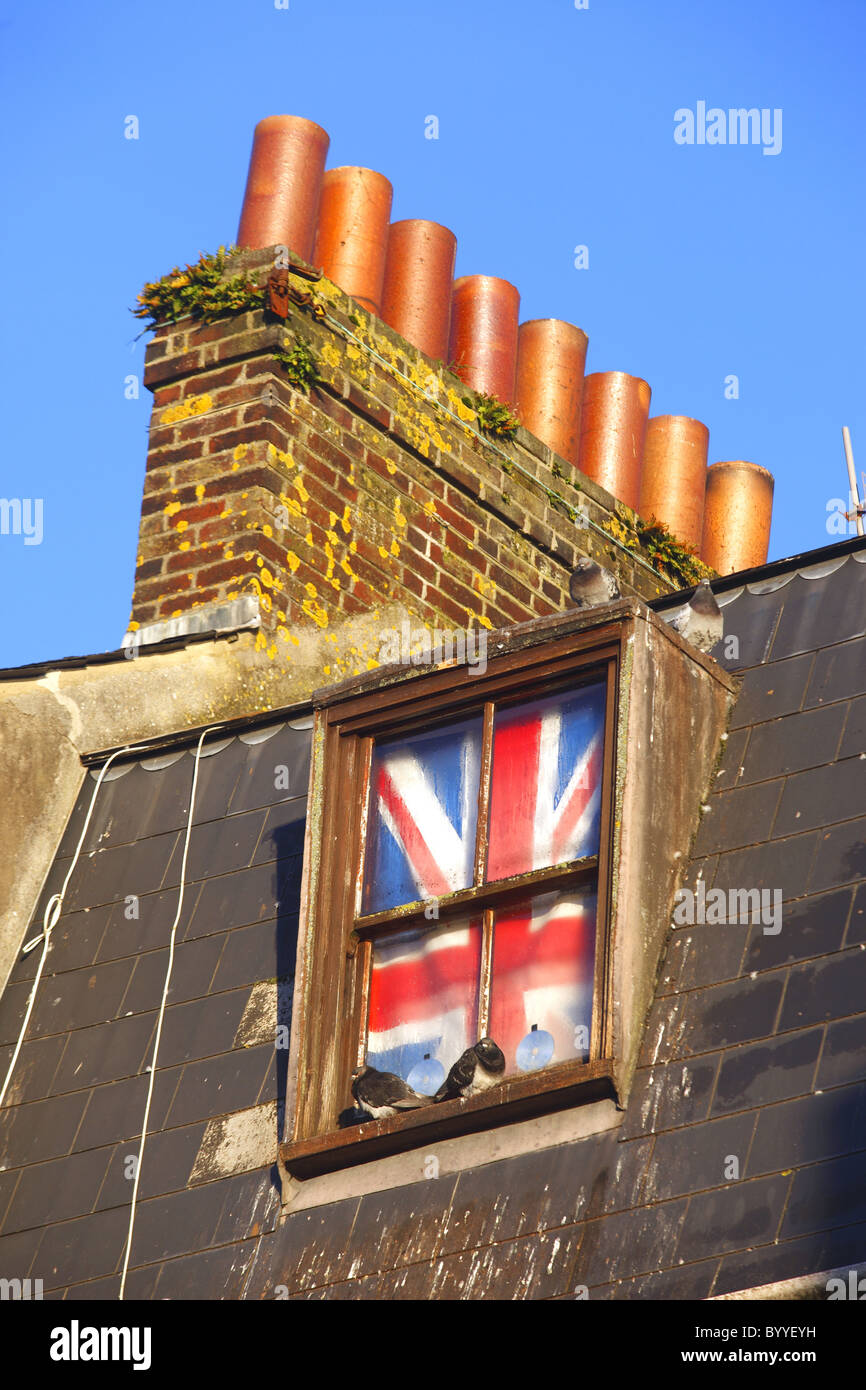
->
363, 684, 605, 1082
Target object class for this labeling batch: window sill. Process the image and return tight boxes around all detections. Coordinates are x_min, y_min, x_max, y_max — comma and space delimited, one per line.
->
280, 1059, 618, 1179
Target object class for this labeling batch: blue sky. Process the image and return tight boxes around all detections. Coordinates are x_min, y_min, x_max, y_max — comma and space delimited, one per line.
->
1, 0, 864, 667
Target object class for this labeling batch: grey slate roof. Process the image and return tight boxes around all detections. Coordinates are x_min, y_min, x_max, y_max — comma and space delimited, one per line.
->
0, 540, 864, 1299
0, 718, 310, 1298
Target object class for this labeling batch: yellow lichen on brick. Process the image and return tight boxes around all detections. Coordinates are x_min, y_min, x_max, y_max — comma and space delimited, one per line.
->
294, 477, 310, 504
304, 529, 314, 546
162, 393, 213, 425
445, 387, 477, 423
267, 442, 294, 470
195, 484, 205, 501
286, 551, 300, 573
423, 498, 437, 516
378, 545, 389, 560
164, 501, 181, 517
321, 343, 342, 371
386, 461, 397, 475
394, 498, 407, 529
473, 573, 496, 597
175, 519, 188, 533
478, 615, 493, 630
262, 524, 273, 539
341, 506, 352, 534
179, 541, 191, 552
390, 538, 400, 556
304, 581, 318, 598
302, 597, 329, 628
326, 529, 339, 547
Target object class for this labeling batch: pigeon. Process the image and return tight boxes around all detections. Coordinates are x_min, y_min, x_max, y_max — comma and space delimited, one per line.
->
350, 1064, 433, 1120
434, 1037, 506, 1102
568, 557, 620, 610
666, 579, 723, 653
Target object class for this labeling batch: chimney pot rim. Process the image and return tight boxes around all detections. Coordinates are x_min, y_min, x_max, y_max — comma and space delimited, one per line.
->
584, 370, 650, 390
708, 459, 774, 482
388, 217, 456, 236
452, 273, 520, 294
254, 113, 329, 136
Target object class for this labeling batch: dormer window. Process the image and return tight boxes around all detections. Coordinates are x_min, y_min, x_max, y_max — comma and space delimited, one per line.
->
281, 601, 734, 1179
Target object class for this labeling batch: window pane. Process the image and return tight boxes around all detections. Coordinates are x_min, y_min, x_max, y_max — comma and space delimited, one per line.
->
366, 918, 482, 1091
361, 716, 482, 915
486, 681, 605, 882
488, 888, 596, 1074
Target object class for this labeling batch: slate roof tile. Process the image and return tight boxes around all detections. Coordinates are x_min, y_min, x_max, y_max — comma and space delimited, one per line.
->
163, 1043, 273, 1129
50, 1013, 156, 1095
677, 972, 786, 1056
710, 1028, 823, 1116
748, 1080, 866, 1175
729, 652, 814, 730
778, 946, 866, 1030
773, 756, 866, 837
806, 638, 866, 707
741, 703, 846, 784
713, 1222, 866, 1298
94, 1124, 207, 1210
781, 1150, 866, 1239
713, 831, 820, 900
816, 1014, 866, 1089
642, 1112, 757, 1202
675, 1174, 791, 1265
693, 780, 783, 856
808, 815, 866, 892
2, 1146, 114, 1234
619, 1055, 720, 1138
742, 887, 852, 972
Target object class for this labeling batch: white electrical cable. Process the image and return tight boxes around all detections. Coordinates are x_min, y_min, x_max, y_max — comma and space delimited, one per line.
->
0, 744, 145, 1113
118, 725, 219, 1301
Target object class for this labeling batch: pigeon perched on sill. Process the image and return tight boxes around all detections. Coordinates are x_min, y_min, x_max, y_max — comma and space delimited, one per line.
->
434, 1037, 506, 1102
568, 557, 620, 610
350, 1065, 433, 1120
666, 579, 724, 653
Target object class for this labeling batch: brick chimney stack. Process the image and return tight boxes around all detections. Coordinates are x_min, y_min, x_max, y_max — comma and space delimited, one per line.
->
131, 250, 667, 696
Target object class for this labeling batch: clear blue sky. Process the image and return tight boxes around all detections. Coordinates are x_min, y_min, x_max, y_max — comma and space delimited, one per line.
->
1, 0, 864, 667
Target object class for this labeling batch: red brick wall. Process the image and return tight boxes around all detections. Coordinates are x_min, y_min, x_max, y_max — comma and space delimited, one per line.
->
133, 253, 670, 684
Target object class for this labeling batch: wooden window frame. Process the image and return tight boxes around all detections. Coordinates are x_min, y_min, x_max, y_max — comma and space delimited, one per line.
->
282, 621, 626, 1178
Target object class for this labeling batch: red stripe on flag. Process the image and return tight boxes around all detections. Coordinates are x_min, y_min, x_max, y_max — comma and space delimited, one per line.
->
486, 715, 540, 881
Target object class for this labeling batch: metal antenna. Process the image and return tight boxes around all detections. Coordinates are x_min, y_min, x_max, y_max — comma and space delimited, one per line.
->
842, 427, 865, 536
